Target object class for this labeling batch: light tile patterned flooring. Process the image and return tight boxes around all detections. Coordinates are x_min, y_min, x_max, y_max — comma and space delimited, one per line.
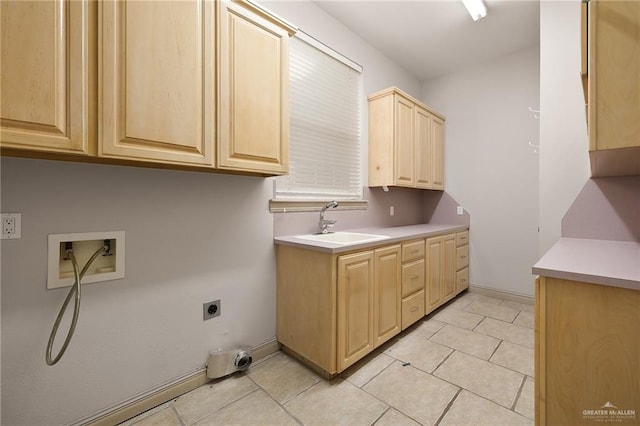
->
125, 292, 534, 426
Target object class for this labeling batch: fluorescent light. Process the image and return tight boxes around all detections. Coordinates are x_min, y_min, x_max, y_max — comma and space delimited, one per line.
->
462, 0, 487, 21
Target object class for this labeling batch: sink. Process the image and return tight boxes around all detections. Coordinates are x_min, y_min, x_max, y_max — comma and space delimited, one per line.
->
295, 232, 390, 245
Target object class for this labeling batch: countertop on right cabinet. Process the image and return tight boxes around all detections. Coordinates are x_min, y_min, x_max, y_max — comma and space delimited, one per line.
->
532, 237, 640, 290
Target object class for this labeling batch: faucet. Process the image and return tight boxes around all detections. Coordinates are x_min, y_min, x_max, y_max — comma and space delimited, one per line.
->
319, 201, 339, 234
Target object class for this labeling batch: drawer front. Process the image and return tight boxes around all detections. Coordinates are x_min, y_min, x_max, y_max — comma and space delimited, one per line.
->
401, 290, 425, 330
456, 245, 469, 270
402, 239, 425, 263
457, 267, 469, 293
456, 231, 469, 247
401, 259, 425, 298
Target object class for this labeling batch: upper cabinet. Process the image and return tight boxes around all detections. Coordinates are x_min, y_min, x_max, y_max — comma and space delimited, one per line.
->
0, 0, 89, 155
368, 87, 446, 190
100, 0, 214, 166
1, 0, 295, 177
585, 0, 640, 177
218, 0, 294, 174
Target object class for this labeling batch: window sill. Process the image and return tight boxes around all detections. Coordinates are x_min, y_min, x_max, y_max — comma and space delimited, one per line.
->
269, 199, 368, 213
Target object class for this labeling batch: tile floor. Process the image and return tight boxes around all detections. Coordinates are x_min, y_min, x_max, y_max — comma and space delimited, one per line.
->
124, 292, 534, 426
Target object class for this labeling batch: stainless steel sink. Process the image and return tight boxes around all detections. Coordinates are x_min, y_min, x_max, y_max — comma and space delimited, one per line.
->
295, 232, 390, 245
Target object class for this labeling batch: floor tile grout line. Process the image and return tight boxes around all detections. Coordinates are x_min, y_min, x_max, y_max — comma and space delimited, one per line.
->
351, 355, 398, 389
249, 377, 305, 426
511, 374, 528, 412
370, 406, 391, 425
434, 387, 462, 426
174, 376, 259, 426
170, 405, 186, 426
488, 338, 504, 361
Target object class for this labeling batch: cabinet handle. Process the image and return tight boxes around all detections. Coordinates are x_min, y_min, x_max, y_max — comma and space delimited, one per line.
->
411, 306, 419, 312
411, 275, 419, 280
461, 255, 467, 259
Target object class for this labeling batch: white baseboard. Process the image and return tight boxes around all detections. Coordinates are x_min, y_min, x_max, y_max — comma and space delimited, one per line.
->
468, 285, 534, 305
77, 339, 281, 426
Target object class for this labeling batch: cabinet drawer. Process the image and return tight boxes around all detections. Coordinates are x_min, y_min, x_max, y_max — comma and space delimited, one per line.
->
456, 231, 469, 247
402, 240, 425, 263
401, 290, 425, 330
457, 267, 469, 293
456, 245, 469, 270
401, 259, 425, 298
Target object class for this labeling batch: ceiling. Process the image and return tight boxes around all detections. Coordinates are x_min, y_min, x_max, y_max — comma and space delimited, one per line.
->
312, 0, 540, 81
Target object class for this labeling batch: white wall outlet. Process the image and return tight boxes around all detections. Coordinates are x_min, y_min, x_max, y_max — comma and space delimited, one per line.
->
390, 206, 395, 216
1, 213, 21, 239
47, 231, 125, 289
457, 206, 464, 215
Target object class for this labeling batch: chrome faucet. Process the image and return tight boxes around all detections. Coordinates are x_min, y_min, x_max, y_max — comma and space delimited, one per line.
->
319, 201, 339, 234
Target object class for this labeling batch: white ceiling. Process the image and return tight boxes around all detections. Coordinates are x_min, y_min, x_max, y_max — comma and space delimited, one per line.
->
312, 0, 540, 81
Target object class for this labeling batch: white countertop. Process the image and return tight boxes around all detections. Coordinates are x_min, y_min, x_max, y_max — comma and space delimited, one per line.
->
532, 238, 640, 290
274, 223, 469, 254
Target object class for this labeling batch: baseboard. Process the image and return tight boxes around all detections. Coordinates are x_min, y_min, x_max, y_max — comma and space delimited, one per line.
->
77, 339, 281, 426
468, 285, 534, 305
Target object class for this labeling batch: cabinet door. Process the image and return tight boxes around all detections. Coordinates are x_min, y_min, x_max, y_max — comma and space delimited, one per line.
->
337, 251, 374, 371
100, 0, 214, 165
425, 237, 442, 314
373, 245, 401, 347
394, 95, 415, 187
218, 0, 291, 174
431, 116, 445, 190
1, 0, 89, 154
414, 106, 432, 189
442, 235, 457, 303
590, 0, 640, 151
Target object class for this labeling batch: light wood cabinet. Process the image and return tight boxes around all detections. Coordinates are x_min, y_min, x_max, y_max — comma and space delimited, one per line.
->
1, 0, 90, 155
535, 276, 640, 425
368, 87, 446, 190
217, 0, 293, 174
2, 0, 294, 177
401, 240, 426, 330
373, 245, 402, 348
277, 242, 402, 376
337, 251, 375, 371
456, 231, 469, 294
586, 0, 640, 177
426, 233, 457, 314
99, 0, 214, 166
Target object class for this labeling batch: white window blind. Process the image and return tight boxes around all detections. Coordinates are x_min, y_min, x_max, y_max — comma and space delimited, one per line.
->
275, 32, 363, 200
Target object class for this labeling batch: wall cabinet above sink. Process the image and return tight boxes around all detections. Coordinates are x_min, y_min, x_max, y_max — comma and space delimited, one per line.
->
368, 87, 445, 190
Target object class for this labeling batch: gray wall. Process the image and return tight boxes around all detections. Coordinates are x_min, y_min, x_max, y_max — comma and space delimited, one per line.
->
422, 45, 540, 297
538, 0, 591, 254
562, 176, 640, 242
0, 1, 425, 424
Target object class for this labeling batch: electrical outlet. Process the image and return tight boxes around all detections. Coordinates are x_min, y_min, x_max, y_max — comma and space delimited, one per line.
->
389, 206, 395, 216
457, 206, 464, 215
1, 213, 21, 239
203, 300, 221, 320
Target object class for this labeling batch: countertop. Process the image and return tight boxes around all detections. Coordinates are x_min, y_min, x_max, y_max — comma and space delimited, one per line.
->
274, 223, 469, 254
532, 238, 640, 291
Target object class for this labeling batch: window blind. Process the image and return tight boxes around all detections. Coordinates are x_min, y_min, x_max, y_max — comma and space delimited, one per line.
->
275, 32, 363, 200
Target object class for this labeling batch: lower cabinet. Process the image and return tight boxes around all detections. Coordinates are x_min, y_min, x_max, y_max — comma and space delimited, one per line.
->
456, 231, 469, 294
425, 234, 456, 314
535, 276, 640, 425
276, 229, 468, 376
401, 239, 426, 330
277, 243, 402, 375
337, 245, 401, 371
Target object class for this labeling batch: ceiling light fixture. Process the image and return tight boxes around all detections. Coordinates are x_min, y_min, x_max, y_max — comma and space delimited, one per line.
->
462, 0, 487, 21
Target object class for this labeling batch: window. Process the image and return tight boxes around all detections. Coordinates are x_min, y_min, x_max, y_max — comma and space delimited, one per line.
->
275, 31, 363, 201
